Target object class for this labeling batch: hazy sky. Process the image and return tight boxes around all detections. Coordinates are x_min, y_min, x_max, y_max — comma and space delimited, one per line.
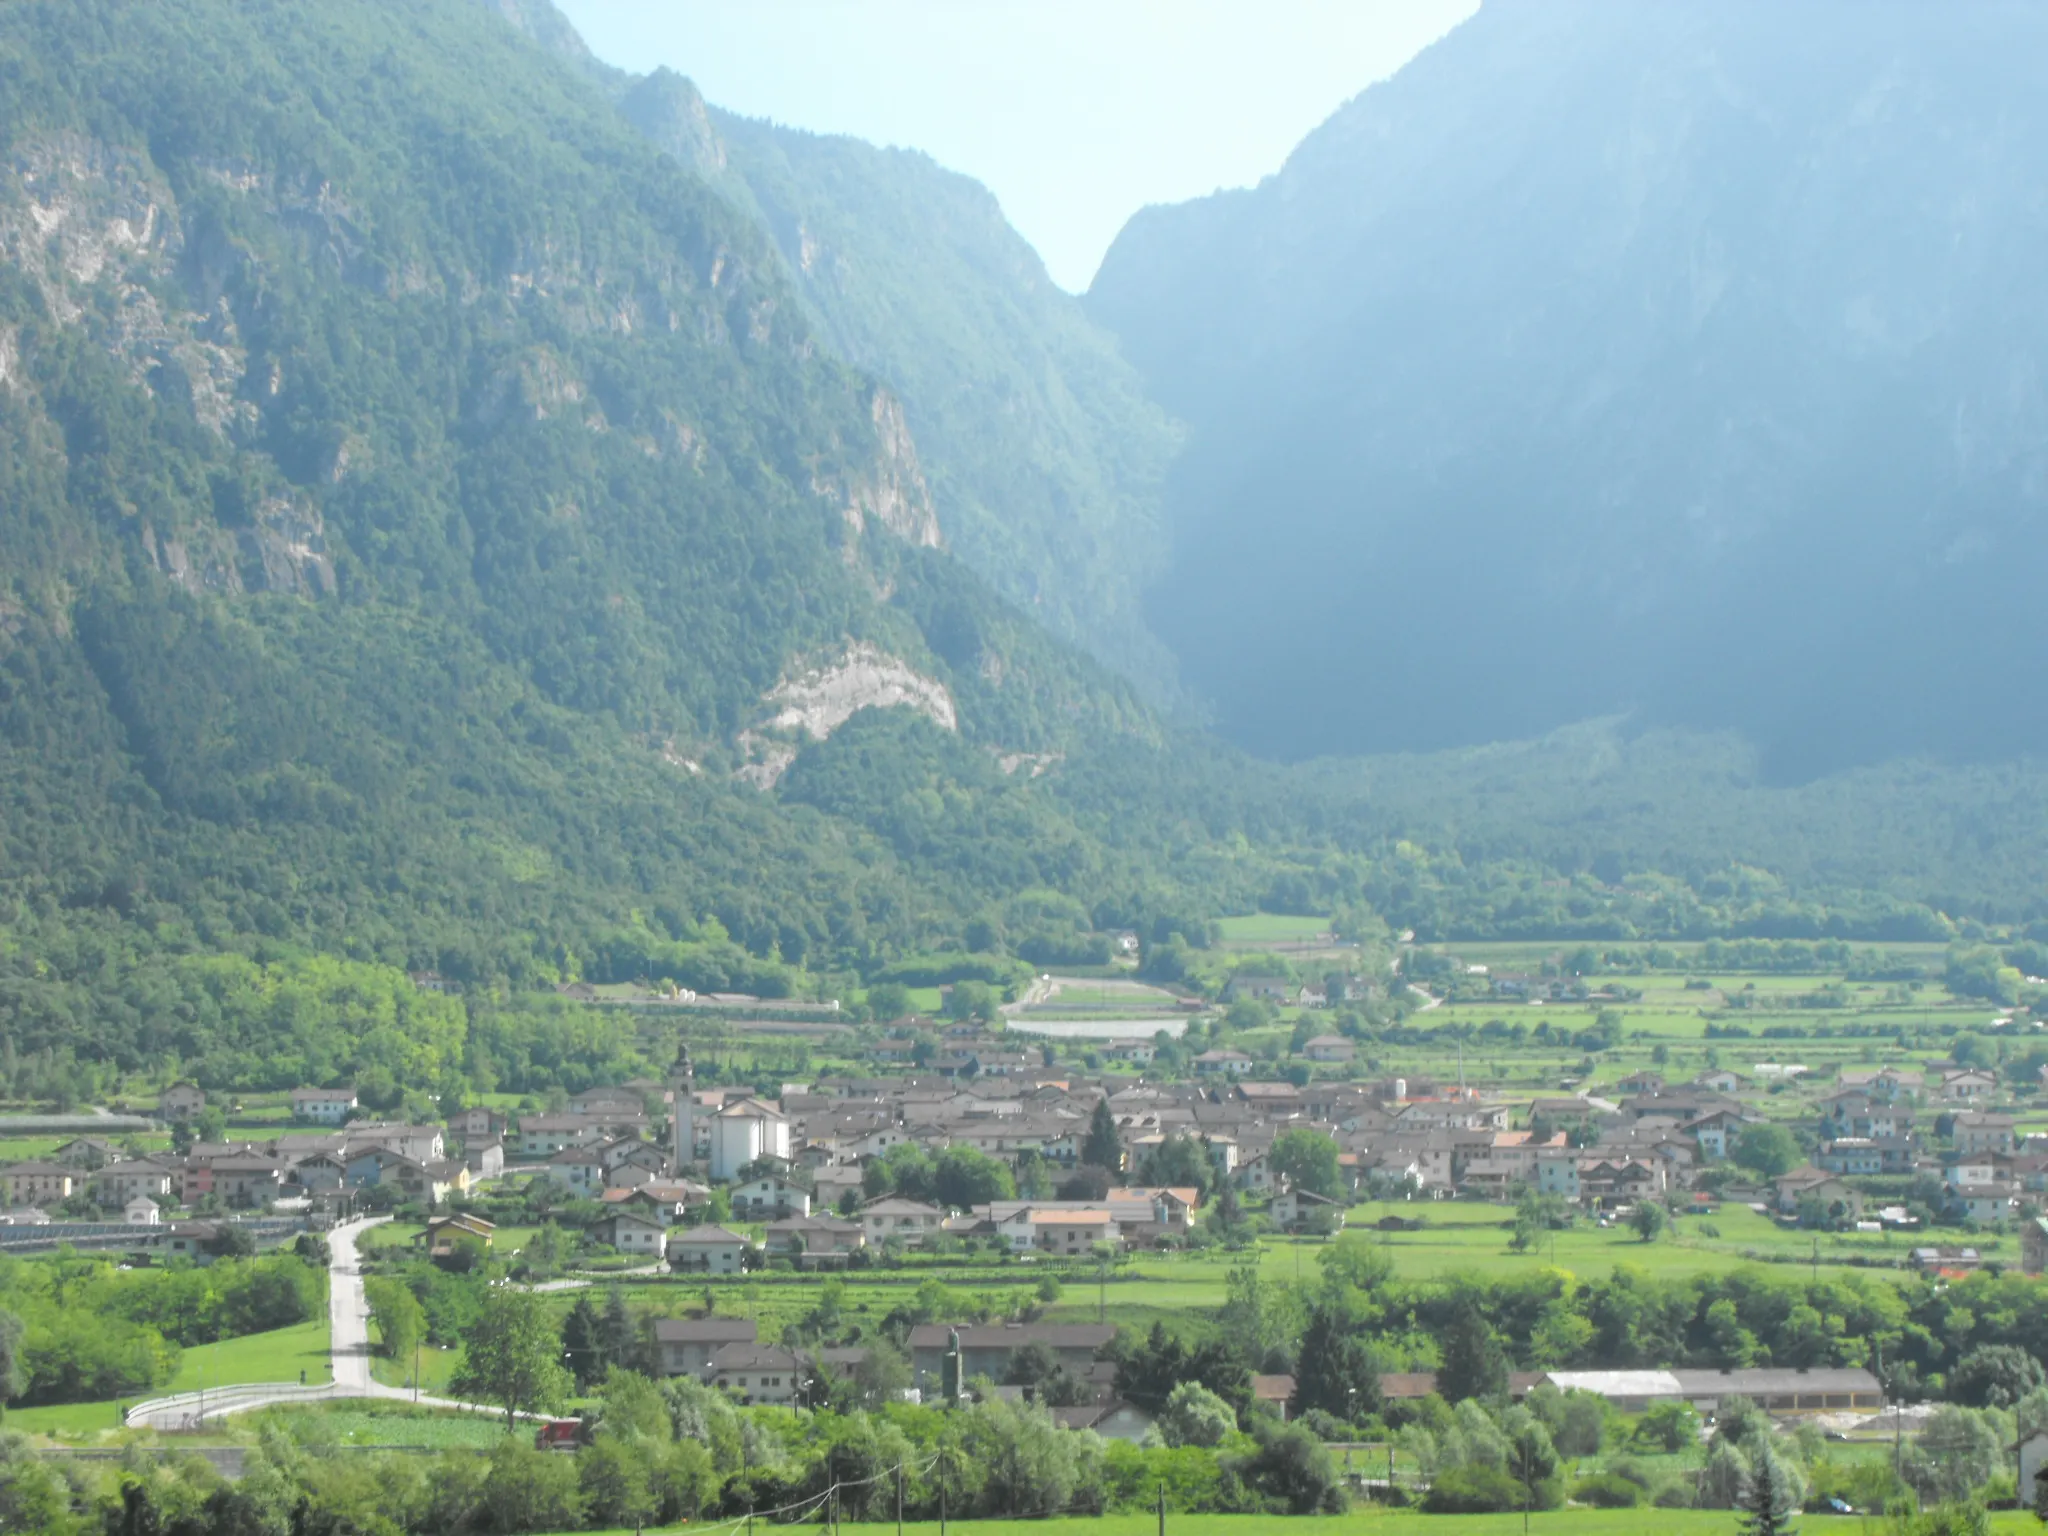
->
555, 1, 1477, 292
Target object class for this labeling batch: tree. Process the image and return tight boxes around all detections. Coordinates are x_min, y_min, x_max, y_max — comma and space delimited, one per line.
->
0, 1309, 22, 1402
1948, 1345, 2046, 1409
365, 1276, 424, 1366
1628, 1202, 1667, 1242
451, 1290, 574, 1430
1290, 1305, 1381, 1423
1057, 1164, 1112, 1201
1438, 1305, 1509, 1403
1081, 1099, 1122, 1174
1903, 1407, 2003, 1505
1733, 1125, 1800, 1178
1234, 1420, 1347, 1514
933, 1144, 1016, 1207
1004, 1340, 1091, 1406
1740, 1445, 1801, 1536
1158, 1381, 1237, 1448
1137, 1134, 1215, 1198
1269, 1128, 1343, 1200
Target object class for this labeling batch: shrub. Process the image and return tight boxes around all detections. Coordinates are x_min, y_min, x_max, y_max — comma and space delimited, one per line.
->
1423, 1465, 1524, 1514
1571, 1473, 1643, 1508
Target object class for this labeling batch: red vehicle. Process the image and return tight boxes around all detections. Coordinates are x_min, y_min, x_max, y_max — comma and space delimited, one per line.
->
534, 1419, 580, 1451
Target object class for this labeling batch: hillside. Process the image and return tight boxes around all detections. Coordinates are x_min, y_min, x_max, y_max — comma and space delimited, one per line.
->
622, 75, 1187, 704
479, 0, 1188, 703
1087, 0, 2048, 775
0, 0, 1177, 1026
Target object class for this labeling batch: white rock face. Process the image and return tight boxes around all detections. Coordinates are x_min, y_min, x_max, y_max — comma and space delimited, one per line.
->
733, 641, 956, 788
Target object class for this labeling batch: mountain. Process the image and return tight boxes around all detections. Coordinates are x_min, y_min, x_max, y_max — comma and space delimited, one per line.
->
623, 76, 1187, 704
1087, 0, 2048, 775
0, 0, 1185, 1030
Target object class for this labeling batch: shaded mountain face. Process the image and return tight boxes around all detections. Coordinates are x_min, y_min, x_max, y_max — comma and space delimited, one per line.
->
1088, 0, 2048, 776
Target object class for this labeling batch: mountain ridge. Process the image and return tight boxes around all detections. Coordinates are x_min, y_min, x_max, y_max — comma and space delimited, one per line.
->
1087, 0, 2048, 775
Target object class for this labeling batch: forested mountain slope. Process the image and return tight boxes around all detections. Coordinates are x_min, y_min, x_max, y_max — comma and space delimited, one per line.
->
624, 75, 1187, 704
0, 0, 1169, 1008
1088, 0, 2048, 774
480, 0, 1186, 701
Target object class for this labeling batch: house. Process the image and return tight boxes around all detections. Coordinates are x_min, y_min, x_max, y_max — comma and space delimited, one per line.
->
344, 1123, 446, 1165
7, 1162, 80, 1206
907, 1323, 1115, 1390
1952, 1112, 2017, 1155
599, 1138, 670, 1178
91, 1160, 175, 1206
1534, 1150, 1581, 1201
134, 1221, 229, 1265
463, 1137, 505, 1180
654, 1317, 759, 1376
1225, 976, 1293, 1004
543, 1147, 607, 1197
289, 1151, 349, 1194
704, 1343, 805, 1406
599, 1211, 670, 1259
1270, 1188, 1342, 1231
211, 1155, 289, 1208
290, 1087, 359, 1125
667, 1225, 750, 1275
1816, 1139, 1884, 1177
159, 1083, 207, 1122
52, 1137, 118, 1170
514, 1115, 610, 1160
1941, 1069, 1999, 1101
1007, 1208, 1115, 1256
1193, 1050, 1254, 1077
1773, 1165, 1854, 1214
1054, 1401, 1155, 1440
2023, 1215, 2048, 1276
1252, 1374, 1296, 1421
568, 1086, 651, 1117
124, 1197, 162, 1225
762, 1215, 865, 1267
416, 1213, 496, 1259
731, 1174, 811, 1219
859, 1197, 947, 1247
448, 1106, 508, 1139
1691, 1070, 1748, 1095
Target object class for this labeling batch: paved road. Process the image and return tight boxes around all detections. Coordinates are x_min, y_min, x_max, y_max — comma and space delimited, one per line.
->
327, 1216, 381, 1394
127, 1216, 543, 1428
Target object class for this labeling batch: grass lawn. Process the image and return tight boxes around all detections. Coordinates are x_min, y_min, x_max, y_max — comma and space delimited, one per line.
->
8, 1317, 331, 1439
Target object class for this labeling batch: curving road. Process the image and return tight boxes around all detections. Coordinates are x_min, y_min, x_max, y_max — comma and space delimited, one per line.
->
127, 1216, 539, 1429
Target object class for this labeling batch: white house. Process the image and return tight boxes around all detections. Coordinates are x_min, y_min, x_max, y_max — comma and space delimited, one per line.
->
858, 1198, 947, 1247
290, 1086, 359, 1125
731, 1174, 811, 1219
1300, 1035, 1357, 1063
668, 1224, 749, 1274
600, 1212, 669, 1258
123, 1197, 162, 1225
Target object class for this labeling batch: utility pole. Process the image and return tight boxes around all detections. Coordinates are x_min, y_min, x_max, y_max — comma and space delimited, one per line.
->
414, 1336, 421, 1404
1157, 1481, 1166, 1536
896, 1463, 904, 1536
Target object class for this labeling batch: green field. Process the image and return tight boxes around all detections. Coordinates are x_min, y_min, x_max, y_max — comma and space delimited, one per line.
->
255, 1400, 515, 1449
6, 1317, 332, 1438
1216, 914, 1337, 944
